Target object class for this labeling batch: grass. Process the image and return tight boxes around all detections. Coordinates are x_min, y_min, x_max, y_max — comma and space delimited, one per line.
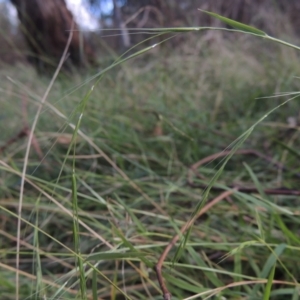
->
1, 20, 300, 300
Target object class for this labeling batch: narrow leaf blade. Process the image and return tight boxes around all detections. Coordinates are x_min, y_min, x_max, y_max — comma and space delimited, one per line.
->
199, 9, 267, 36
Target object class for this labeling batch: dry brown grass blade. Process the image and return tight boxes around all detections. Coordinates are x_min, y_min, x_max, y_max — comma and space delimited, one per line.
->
0, 262, 79, 296
15, 22, 76, 300
188, 149, 300, 195
155, 189, 236, 300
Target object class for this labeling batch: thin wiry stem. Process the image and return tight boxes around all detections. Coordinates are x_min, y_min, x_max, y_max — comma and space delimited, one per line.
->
15, 22, 74, 300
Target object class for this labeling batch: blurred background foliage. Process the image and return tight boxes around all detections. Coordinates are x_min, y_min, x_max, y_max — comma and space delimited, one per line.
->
1, 0, 300, 69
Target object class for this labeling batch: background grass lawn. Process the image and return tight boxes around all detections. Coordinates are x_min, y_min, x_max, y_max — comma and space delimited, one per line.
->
0, 30, 300, 300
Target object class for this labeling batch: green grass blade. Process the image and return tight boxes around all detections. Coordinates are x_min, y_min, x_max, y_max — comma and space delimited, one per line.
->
111, 224, 153, 268
172, 225, 192, 266
269, 288, 300, 299
274, 214, 300, 245
187, 246, 224, 287
233, 250, 242, 292
255, 208, 265, 242
199, 9, 267, 36
115, 196, 146, 233
251, 243, 286, 298
260, 243, 286, 278
51, 281, 69, 299
292, 288, 300, 300
33, 198, 42, 300
263, 264, 276, 300
244, 162, 268, 200
92, 269, 97, 300
72, 170, 87, 300
86, 251, 148, 261
164, 273, 205, 294
274, 139, 300, 159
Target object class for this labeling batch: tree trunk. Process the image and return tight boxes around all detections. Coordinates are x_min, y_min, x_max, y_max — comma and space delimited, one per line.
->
10, 0, 97, 71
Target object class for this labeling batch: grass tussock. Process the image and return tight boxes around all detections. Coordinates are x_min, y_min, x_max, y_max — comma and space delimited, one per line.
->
0, 29, 300, 300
